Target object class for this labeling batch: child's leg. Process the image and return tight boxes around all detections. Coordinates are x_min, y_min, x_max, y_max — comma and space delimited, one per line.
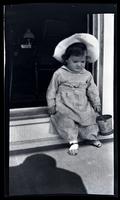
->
51, 112, 79, 155
78, 124, 102, 148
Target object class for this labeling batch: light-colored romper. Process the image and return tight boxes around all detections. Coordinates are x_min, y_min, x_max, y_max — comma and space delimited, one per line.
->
46, 66, 101, 143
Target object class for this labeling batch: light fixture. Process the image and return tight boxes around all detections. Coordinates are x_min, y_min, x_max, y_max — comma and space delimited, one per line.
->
21, 29, 35, 49
23, 29, 35, 40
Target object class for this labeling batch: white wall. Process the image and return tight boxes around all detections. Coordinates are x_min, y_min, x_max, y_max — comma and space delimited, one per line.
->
102, 14, 114, 120
91, 14, 114, 127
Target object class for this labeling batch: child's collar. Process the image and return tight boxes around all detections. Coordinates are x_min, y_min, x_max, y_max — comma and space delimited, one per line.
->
61, 65, 86, 74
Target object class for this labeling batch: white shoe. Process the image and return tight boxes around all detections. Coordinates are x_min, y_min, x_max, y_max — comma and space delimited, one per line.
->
68, 143, 79, 155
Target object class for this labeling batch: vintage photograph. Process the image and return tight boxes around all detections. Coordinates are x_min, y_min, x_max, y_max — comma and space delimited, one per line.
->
4, 3, 117, 196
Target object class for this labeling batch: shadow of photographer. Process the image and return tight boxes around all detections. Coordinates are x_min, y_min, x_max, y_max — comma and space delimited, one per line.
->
9, 153, 87, 195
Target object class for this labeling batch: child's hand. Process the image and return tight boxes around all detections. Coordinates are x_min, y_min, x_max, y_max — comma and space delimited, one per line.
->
48, 106, 56, 115
94, 105, 101, 113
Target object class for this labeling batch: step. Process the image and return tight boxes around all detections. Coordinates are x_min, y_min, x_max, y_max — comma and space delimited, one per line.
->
10, 119, 113, 151
9, 107, 114, 151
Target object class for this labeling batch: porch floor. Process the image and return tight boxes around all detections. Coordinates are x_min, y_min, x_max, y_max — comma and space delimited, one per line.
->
9, 139, 114, 196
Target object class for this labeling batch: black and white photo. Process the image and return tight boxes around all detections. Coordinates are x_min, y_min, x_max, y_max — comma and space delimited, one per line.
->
4, 3, 117, 196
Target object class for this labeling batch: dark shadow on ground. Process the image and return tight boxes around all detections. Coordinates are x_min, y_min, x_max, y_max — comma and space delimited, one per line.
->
9, 153, 87, 196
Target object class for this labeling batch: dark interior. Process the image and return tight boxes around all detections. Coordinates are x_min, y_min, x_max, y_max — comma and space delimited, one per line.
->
5, 3, 91, 108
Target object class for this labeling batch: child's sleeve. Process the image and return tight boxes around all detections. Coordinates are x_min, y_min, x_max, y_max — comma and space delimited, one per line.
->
86, 74, 101, 107
46, 71, 60, 108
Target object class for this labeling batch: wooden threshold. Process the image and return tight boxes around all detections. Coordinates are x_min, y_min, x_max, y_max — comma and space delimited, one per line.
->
10, 106, 49, 121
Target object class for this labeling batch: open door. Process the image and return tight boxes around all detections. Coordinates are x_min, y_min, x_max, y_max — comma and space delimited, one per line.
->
5, 4, 87, 108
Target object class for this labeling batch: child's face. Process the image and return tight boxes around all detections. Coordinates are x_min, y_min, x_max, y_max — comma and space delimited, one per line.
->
66, 54, 86, 73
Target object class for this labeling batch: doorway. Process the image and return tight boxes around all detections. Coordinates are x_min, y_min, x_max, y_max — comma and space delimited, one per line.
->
5, 3, 88, 108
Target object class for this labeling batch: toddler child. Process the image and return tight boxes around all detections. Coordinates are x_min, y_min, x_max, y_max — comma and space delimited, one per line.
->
46, 33, 102, 155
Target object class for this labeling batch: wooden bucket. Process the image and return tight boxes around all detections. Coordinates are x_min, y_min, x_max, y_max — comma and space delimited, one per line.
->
96, 114, 113, 135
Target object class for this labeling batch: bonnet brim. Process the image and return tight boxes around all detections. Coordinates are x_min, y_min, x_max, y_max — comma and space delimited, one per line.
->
53, 33, 99, 63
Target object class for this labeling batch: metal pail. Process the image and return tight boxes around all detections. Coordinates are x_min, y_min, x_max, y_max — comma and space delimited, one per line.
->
96, 114, 113, 135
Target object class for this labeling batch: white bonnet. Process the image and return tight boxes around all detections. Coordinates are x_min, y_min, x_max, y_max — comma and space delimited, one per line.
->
53, 33, 99, 63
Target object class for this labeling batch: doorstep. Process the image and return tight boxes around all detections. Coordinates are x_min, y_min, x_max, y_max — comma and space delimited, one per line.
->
9, 107, 114, 151
10, 119, 114, 151
10, 133, 114, 151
